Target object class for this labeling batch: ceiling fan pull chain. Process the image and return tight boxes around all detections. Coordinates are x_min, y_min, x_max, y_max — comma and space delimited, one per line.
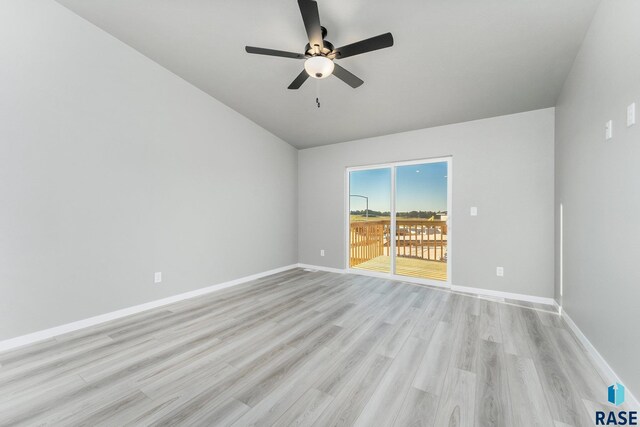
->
315, 80, 321, 108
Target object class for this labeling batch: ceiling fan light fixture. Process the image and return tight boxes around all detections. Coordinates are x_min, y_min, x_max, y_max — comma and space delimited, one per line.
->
304, 56, 334, 79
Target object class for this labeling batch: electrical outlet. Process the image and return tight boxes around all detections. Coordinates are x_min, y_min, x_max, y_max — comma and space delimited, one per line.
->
628, 103, 636, 127
154, 272, 162, 283
320, 249, 325, 257
470, 207, 478, 216
496, 267, 504, 277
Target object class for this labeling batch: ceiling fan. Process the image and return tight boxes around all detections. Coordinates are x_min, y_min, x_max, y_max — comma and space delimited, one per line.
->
245, 0, 394, 89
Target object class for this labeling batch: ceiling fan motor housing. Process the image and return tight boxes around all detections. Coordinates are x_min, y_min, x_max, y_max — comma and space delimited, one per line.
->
305, 40, 335, 57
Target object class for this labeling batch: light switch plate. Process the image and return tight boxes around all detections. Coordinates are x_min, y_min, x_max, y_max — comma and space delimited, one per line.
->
605, 120, 613, 140
470, 207, 478, 216
154, 272, 162, 283
496, 267, 504, 277
628, 103, 636, 127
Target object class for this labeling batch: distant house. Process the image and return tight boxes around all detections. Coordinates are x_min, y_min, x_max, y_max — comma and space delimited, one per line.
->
429, 211, 448, 221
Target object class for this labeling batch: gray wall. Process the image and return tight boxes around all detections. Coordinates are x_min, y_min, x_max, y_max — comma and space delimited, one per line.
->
0, 0, 297, 340
555, 0, 640, 395
299, 108, 555, 298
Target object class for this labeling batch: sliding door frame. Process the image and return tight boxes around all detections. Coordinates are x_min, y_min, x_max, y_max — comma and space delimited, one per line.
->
345, 156, 452, 289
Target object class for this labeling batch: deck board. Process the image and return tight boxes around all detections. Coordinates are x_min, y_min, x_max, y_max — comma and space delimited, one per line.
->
353, 255, 447, 281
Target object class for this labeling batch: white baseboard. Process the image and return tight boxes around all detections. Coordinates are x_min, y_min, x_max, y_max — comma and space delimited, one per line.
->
297, 263, 346, 275
451, 284, 557, 307
562, 310, 639, 410
0, 264, 299, 353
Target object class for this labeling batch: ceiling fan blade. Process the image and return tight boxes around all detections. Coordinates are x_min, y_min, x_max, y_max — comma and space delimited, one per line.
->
245, 46, 306, 59
288, 69, 310, 89
298, 0, 324, 51
334, 32, 394, 59
332, 64, 364, 88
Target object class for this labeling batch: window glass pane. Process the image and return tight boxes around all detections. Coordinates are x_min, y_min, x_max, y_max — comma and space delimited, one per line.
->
349, 168, 391, 273
395, 162, 448, 281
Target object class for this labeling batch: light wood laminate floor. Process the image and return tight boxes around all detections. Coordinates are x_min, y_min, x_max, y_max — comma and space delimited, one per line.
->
0, 269, 623, 426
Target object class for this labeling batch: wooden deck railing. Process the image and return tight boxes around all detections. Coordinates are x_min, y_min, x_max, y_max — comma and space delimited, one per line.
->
349, 220, 391, 266
349, 219, 448, 268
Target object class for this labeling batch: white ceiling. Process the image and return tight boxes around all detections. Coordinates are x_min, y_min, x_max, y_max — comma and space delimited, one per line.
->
56, 0, 600, 149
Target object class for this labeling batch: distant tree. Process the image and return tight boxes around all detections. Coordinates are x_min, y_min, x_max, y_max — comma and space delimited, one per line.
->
350, 210, 389, 217
396, 210, 439, 219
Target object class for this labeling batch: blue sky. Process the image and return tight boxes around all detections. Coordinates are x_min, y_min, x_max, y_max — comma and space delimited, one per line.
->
349, 168, 391, 212
349, 162, 448, 212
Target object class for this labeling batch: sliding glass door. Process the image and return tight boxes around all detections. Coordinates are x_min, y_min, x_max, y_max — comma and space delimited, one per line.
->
347, 158, 450, 284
